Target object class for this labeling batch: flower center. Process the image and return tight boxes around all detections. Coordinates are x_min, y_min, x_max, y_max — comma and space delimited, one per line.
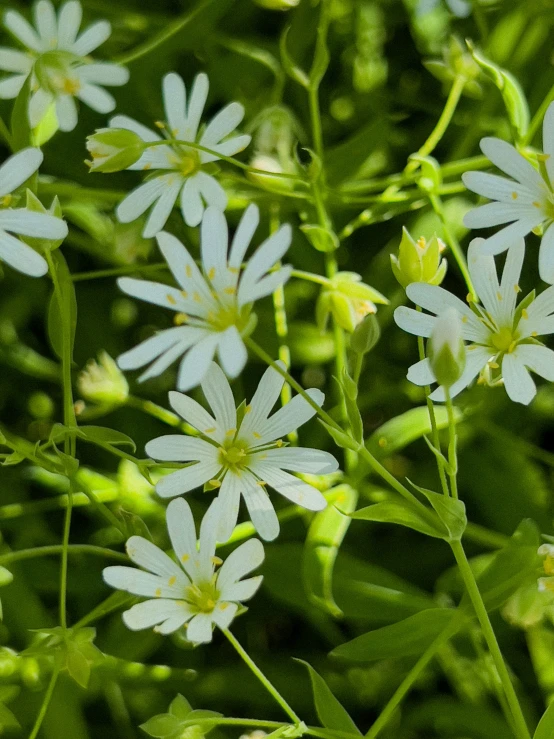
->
490, 326, 516, 353
219, 441, 249, 470
184, 581, 219, 613
169, 147, 201, 177
34, 51, 81, 96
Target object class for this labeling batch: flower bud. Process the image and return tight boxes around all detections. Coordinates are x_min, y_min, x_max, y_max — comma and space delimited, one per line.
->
428, 308, 466, 389
316, 272, 388, 333
391, 227, 447, 289
86, 128, 144, 173
351, 314, 380, 355
77, 351, 129, 407
248, 154, 296, 194
22, 190, 66, 252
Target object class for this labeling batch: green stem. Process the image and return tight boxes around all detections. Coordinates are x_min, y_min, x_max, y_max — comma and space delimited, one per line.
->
222, 628, 302, 725
290, 269, 330, 286
0, 115, 12, 150
0, 545, 128, 566
525, 81, 554, 145
174, 717, 359, 739
365, 618, 460, 738
463, 522, 510, 550
450, 540, 531, 739
405, 74, 467, 174
444, 388, 459, 500
28, 664, 61, 739
72, 263, 168, 282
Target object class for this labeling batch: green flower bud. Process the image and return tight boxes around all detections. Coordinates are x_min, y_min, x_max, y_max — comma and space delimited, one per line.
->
428, 308, 466, 389
77, 351, 129, 407
23, 190, 66, 252
248, 154, 296, 193
391, 227, 447, 288
316, 272, 388, 333
351, 314, 380, 355
86, 128, 145, 173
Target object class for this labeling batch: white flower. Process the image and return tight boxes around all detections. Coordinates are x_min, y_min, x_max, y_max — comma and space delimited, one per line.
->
462, 102, 554, 283
0, 0, 129, 132
110, 71, 251, 234
103, 497, 264, 642
145, 362, 338, 542
0, 147, 67, 276
117, 204, 292, 391
394, 238, 554, 405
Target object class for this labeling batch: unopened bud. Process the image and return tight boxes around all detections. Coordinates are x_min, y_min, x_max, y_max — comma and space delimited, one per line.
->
428, 308, 465, 388
77, 351, 129, 407
316, 272, 388, 333
351, 314, 380, 355
86, 128, 144, 173
248, 154, 296, 193
391, 227, 447, 288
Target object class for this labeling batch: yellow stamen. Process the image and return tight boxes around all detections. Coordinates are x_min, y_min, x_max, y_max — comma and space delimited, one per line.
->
167, 294, 177, 305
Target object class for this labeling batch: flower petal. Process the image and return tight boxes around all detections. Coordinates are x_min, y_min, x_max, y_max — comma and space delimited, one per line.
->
0, 229, 48, 277
250, 447, 338, 474
430, 344, 491, 402
79, 63, 129, 87
229, 203, 259, 269
155, 230, 215, 307
117, 327, 191, 370
122, 599, 192, 632
462, 171, 538, 204
539, 222, 554, 285
407, 357, 436, 386
55, 94, 78, 132
186, 612, 213, 644
240, 469, 279, 541
0, 74, 27, 99
544, 102, 554, 183
195, 171, 227, 210
0, 148, 42, 197
467, 238, 500, 320
498, 239, 525, 323
405, 283, 486, 342
217, 538, 264, 591
181, 174, 204, 227
512, 344, 554, 382
216, 471, 242, 542
102, 566, 187, 597
239, 363, 285, 439
219, 578, 262, 603
4, 10, 41, 51
211, 602, 238, 629
145, 435, 218, 463
238, 224, 291, 306
116, 177, 169, 224
34, 1, 57, 46
480, 137, 544, 190
72, 20, 111, 56
76, 82, 116, 113
251, 463, 327, 511
142, 175, 182, 238
394, 306, 436, 338
478, 216, 543, 257
0, 48, 33, 73
201, 362, 237, 432
176, 333, 220, 392
29, 87, 54, 128
163, 72, 187, 138
253, 389, 323, 446
237, 265, 292, 308
125, 535, 183, 578
168, 390, 220, 438
0, 210, 67, 239
156, 460, 221, 498
200, 101, 245, 147
502, 352, 536, 405
165, 497, 198, 580
184, 72, 209, 141
57, 0, 82, 49
201, 206, 228, 285
218, 326, 247, 379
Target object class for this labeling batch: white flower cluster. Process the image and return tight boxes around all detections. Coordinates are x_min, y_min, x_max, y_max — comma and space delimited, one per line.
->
395, 101, 554, 406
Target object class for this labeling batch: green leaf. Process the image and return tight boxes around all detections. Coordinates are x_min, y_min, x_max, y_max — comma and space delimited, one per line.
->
10, 73, 32, 151
352, 499, 447, 539
77, 426, 136, 451
320, 421, 359, 452
365, 405, 462, 460
168, 694, 192, 719
295, 659, 361, 735
309, 24, 330, 87
303, 485, 358, 616
140, 714, 182, 738
411, 483, 467, 541
65, 644, 91, 688
280, 26, 309, 88
330, 608, 457, 662
47, 250, 77, 363
300, 224, 339, 253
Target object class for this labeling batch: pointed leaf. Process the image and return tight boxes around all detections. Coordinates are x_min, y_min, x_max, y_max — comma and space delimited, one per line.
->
352, 500, 447, 539
295, 660, 361, 735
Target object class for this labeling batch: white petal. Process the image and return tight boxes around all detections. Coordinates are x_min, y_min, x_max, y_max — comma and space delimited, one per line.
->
241, 469, 279, 541
394, 306, 436, 338
229, 203, 259, 269
122, 599, 192, 632
0, 48, 33, 73
238, 265, 292, 308
239, 363, 285, 439
138, 330, 207, 382
544, 102, 554, 183
251, 463, 327, 511
254, 389, 323, 446
125, 535, 183, 578
218, 326, 247, 379
176, 333, 220, 392
524, 286, 554, 336
0, 229, 48, 277
238, 224, 291, 304
76, 81, 115, 114
79, 63, 129, 87
502, 352, 536, 405
480, 137, 544, 190
186, 612, 213, 643
430, 345, 491, 402
117, 276, 190, 313
195, 171, 227, 210
57, 1, 82, 49
116, 177, 169, 225
168, 390, 222, 442
512, 344, 554, 382
142, 176, 182, 238
539, 222, 554, 285
200, 362, 237, 432
156, 460, 221, 498
216, 471, 242, 542
181, 174, 204, 227
211, 602, 238, 629
0, 210, 67, 239
200, 101, 245, 147
0, 74, 27, 99
201, 205, 228, 284
109, 114, 161, 143
55, 94, 78, 132
201, 134, 251, 162
217, 538, 264, 591
478, 217, 542, 257
0, 148, 42, 197
405, 283, 486, 342
184, 72, 209, 141
29, 88, 54, 128
407, 357, 436, 386
219, 578, 262, 603
198, 497, 221, 574
163, 72, 187, 139
467, 238, 500, 319
145, 435, 217, 463
498, 238, 525, 323
72, 20, 111, 56
250, 447, 338, 474
464, 201, 533, 229
155, 610, 194, 635
462, 171, 538, 204
155, 230, 215, 308
102, 566, 186, 597
34, 1, 57, 47
165, 497, 198, 580
4, 10, 41, 51
117, 327, 190, 370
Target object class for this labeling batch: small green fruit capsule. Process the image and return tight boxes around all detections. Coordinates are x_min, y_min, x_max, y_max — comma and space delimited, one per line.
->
86, 128, 144, 173
351, 314, 380, 355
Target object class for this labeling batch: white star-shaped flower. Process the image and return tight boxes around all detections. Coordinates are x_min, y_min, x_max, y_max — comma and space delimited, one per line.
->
394, 238, 554, 405
117, 204, 292, 391
0, 0, 129, 132
103, 497, 264, 642
145, 362, 338, 542
462, 102, 554, 283
0, 147, 68, 276
110, 71, 251, 234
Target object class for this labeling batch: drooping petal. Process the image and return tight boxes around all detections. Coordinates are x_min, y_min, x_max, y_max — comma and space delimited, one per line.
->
502, 352, 536, 405
145, 435, 218, 463
163, 72, 187, 139
200, 362, 237, 433
253, 389, 323, 446
430, 344, 491, 402
0, 229, 48, 277
216, 471, 242, 542
125, 535, 183, 578
102, 566, 187, 598
176, 333, 220, 392
249, 447, 338, 474
539, 222, 554, 285
155, 460, 221, 498
186, 612, 213, 643
240, 469, 279, 541
142, 175, 182, 238
116, 177, 170, 224
217, 538, 264, 590
122, 599, 192, 632
218, 326, 247, 379
0, 147, 42, 197
72, 20, 111, 56
407, 357, 436, 386
480, 137, 544, 190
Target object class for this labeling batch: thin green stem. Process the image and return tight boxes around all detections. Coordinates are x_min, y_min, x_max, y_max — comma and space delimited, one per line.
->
222, 628, 302, 725
0, 115, 12, 150
174, 717, 359, 739
72, 263, 168, 282
290, 269, 330, 286
28, 664, 61, 739
444, 387, 459, 500
450, 540, 531, 739
463, 522, 510, 550
0, 545, 128, 566
405, 74, 467, 174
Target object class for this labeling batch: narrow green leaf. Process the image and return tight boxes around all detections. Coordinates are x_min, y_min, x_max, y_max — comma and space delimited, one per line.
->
47, 250, 77, 363
320, 421, 359, 452
65, 644, 91, 688
352, 499, 447, 539
411, 482, 467, 541
303, 484, 358, 616
295, 659, 361, 735
534, 700, 554, 739
10, 74, 32, 151
330, 608, 457, 662
77, 425, 137, 451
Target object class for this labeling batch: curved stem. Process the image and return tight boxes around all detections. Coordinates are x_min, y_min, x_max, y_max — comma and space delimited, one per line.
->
445, 387, 459, 500
222, 628, 302, 725
0, 545, 128, 566
28, 664, 61, 739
